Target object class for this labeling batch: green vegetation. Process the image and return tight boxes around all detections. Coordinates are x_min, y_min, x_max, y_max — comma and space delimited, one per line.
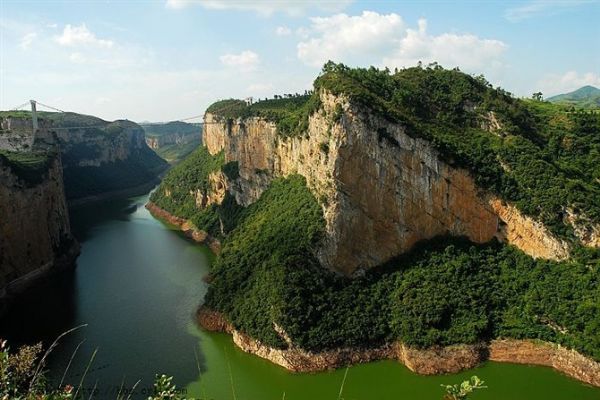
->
150, 146, 224, 219
141, 121, 202, 163
154, 137, 201, 164
442, 376, 487, 400
141, 121, 201, 138
150, 147, 244, 236
158, 64, 600, 364
205, 177, 599, 358
0, 150, 54, 187
205, 175, 325, 346
206, 95, 322, 137
197, 172, 598, 360
547, 85, 600, 109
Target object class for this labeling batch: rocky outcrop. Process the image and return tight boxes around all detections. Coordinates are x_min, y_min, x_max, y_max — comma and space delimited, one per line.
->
489, 339, 600, 387
203, 91, 573, 275
197, 308, 600, 386
145, 202, 221, 254
0, 153, 79, 315
490, 200, 570, 260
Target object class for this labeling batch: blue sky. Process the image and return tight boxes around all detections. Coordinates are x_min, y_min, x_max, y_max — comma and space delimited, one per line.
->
1, 0, 599, 121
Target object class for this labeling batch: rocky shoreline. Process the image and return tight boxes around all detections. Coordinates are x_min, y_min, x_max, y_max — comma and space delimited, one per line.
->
197, 307, 600, 387
145, 202, 221, 254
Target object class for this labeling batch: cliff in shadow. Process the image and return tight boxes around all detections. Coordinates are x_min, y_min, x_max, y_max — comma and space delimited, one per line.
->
0, 149, 79, 315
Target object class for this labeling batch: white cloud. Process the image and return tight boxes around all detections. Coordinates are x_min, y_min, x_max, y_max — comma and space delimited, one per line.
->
538, 71, 600, 95
165, 0, 352, 16
69, 52, 87, 63
54, 24, 113, 48
247, 82, 274, 93
275, 26, 292, 36
297, 11, 507, 75
298, 11, 405, 67
504, 0, 594, 22
19, 32, 37, 50
219, 50, 260, 71
383, 19, 507, 72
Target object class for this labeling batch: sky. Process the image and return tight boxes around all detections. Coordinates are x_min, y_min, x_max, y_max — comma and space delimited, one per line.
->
0, 0, 599, 122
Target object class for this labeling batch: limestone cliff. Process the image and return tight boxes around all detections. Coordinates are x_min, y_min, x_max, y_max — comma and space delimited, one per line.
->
1, 113, 168, 202
203, 91, 571, 275
0, 151, 79, 315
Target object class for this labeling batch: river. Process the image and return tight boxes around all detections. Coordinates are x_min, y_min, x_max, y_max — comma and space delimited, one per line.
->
1, 191, 599, 400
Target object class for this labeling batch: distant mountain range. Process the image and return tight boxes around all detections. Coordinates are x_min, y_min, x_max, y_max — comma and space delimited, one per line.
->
547, 85, 600, 109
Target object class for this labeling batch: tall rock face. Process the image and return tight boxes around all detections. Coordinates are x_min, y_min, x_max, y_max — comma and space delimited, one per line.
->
57, 119, 150, 167
0, 151, 79, 313
204, 92, 570, 275
49, 115, 168, 201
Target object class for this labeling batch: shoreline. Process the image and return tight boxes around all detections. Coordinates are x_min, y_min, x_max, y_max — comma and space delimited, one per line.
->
145, 202, 221, 254
197, 306, 600, 387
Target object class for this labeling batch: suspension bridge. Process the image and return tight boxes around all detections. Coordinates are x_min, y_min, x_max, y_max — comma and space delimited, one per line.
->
6, 100, 208, 134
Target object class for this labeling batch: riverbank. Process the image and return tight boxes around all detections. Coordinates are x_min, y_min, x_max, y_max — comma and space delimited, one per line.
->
0, 239, 80, 317
197, 307, 600, 387
145, 202, 221, 254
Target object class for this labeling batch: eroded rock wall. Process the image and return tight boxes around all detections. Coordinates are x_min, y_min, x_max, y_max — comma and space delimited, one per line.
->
0, 154, 79, 312
203, 92, 570, 275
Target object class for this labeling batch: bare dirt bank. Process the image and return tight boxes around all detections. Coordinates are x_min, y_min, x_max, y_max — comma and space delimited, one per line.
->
197, 307, 600, 387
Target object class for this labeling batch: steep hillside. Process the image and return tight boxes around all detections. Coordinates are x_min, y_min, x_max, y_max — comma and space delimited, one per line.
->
149, 63, 600, 383
547, 85, 600, 109
141, 121, 201, 163
0, 149, 79, 315
1, 111, 169, 201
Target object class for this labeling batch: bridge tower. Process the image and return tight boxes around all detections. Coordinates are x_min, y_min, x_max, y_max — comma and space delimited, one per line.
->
30, 100, 38, 139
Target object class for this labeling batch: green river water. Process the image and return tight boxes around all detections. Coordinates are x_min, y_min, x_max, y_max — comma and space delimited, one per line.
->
1, 191, 598, 400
